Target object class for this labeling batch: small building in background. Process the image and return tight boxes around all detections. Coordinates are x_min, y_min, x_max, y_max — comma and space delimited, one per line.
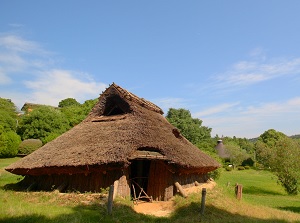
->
215, 139, 230, 160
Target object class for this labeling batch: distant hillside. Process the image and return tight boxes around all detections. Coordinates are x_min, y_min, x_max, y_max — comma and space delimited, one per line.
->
248, 134, 300, 143
290, 134, 300, 139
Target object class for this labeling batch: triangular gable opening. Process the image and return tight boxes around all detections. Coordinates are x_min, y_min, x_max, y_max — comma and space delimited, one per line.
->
106, 105, 125, 116
102, 95, 131, 116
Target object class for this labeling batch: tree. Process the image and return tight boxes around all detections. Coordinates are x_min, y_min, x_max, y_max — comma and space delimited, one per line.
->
17, 106, 70, 144
58, 98, 80, 108
257, 129, 286, 147
0, 98, 18, 116
166, 108, 213, 151
0, 98, 19, 131
255, 129, 300, 194
225, 141, 250, 167
272, 138, 300, 194
59, 98, 98, 127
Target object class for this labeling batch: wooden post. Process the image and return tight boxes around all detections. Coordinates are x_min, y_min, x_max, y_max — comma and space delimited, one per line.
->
26, 182, 37, 192
107, 185, 114, 215
200, 188, 206, 215
174, 182, 187, 198
113, 180, 119, 200
56, 182, 67, 192
235, 183, 242, 200
195, 181, 201, 186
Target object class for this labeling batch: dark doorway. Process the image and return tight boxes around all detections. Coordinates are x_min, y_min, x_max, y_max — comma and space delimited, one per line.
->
129, 160, 151, 200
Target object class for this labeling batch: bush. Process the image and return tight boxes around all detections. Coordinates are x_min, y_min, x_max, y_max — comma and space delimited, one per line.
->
18, 139, 43, 155
225, 166, 233, 171
237, 166, 245, 170
208, 167, 222, 180
0, 129, 21, 158
244, 165, 250, 169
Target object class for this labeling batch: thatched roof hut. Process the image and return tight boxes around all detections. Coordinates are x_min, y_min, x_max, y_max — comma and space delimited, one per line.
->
6, 83, 220, 201
215, 139, 230, 159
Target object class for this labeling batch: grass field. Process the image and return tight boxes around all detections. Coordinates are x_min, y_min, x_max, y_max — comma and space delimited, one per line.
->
1, 158, 300, 223
218, 169, 300, 213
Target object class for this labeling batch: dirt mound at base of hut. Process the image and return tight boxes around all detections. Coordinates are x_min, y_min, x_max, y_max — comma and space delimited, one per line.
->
133, 201, 174, 217
133, 180, 216, 217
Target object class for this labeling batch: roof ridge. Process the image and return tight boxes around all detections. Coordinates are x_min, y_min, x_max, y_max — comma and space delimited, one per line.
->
111, 83, 164, 114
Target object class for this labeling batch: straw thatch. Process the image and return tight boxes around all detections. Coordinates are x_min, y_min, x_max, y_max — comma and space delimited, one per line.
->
6, 83, 220, 199
7, 83, 219, 175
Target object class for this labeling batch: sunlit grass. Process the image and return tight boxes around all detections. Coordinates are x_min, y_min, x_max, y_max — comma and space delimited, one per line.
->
1, 158, 300, 222
217, 168, 300, 212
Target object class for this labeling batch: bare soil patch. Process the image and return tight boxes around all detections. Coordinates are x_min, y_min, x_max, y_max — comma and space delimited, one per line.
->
133, 180, 216, 217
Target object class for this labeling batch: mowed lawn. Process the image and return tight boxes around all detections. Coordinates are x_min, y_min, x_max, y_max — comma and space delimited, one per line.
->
217, 168, 300, 213
1, 158, 300, 223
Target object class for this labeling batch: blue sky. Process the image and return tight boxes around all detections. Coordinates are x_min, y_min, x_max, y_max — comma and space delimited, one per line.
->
1, 1, 300, 138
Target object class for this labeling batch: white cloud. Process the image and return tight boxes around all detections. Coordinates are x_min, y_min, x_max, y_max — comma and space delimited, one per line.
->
199, 97, 300, 138
0, 68, 11, 84
0, 33, 107, 107
193, 102, 239, 117
153, 97, 190, 113
0, 34, 44, 54
24, 70, 107, 106
214, 57, 300, 87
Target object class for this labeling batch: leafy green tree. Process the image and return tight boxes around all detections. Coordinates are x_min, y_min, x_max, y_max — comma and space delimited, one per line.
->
60, 105, 87, 127
59, 98, 97, 127
0, 98, 18, 116
166, 108, 214, 151
0, 111, 17, 131
82, 98, 98, 114
225, 141, 250, 167
257, 129, 286, 147
272, 138, 300, 194
255, 129, 300, 194
58, 98, 80, 108
17, 106, 70, 144
0, 125, 21, 157
0, 98, 19, 131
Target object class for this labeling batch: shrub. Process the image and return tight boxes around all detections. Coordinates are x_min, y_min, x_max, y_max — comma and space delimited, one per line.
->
208, 167, 222, 180
18, 139, 43, 155
225, 166, 233, 171
237, 166, 245, 170
244, 165, 250, 169
0, 129, 21, 158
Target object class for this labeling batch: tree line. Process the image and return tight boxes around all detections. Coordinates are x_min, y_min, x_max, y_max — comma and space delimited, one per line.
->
1, 98, 299, 194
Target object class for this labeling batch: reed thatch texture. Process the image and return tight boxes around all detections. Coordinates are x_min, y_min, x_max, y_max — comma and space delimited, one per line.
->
6, 83, 220, 176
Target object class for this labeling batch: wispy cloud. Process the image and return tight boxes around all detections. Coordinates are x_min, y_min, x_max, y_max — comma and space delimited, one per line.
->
0, 33, 107, 107
198, 97, 300, 138
193, 102, 240, 117
214, 56, 300, 87
153, 97, 190, 113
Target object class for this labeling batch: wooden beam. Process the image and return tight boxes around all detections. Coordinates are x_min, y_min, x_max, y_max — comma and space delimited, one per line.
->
113, 180, 119, 200
174, 182, 187, 198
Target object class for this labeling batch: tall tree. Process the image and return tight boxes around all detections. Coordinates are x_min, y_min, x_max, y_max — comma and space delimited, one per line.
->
166, 108, 213, 150
0, 98, 19, 131
58, 98, 80, 108
255, 129, 300, 194
17, 106, 70, 144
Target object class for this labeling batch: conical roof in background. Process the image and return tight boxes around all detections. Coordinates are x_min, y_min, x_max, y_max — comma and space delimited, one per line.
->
6, 83, 220, 175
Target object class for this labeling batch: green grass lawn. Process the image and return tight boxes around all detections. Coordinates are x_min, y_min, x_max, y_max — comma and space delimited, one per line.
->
217, 168, 300, 213
1, 158, 300, 223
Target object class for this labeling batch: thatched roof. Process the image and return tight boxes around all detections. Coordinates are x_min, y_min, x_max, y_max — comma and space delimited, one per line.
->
6, 83, 220, 175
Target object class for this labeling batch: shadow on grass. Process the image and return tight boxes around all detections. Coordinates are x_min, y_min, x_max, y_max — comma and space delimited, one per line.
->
1, 181, 26, 192
0, 201, 295, 223
278, 206, 300, 214
242, 186, 283, 196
